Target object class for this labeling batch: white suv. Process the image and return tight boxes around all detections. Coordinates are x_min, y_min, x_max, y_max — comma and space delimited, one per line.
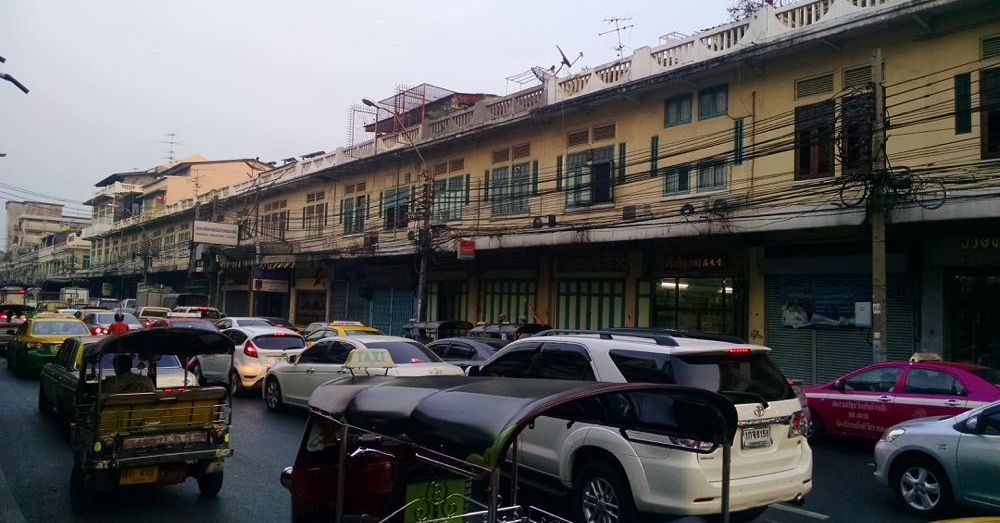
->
474, 329, 812, 522
192, 326, 306, 395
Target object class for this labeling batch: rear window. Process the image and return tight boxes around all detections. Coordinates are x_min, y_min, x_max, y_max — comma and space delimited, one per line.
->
31, 321, 89, 335
345, 329, 384, 337
180, 308, 221, 319
96, 313, 142, 326
970, 367, 1000, 387
141, 309, 169, 318
238, 319, 272, 327
365, 341, 441, 363
168, 320, 218, 331
252, 334, 305, 350
610, 350, 795, 404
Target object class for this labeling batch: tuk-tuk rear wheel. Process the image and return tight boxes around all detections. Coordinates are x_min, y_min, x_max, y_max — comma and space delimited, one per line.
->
70, 462, 93, 514
197, 471, 223, 497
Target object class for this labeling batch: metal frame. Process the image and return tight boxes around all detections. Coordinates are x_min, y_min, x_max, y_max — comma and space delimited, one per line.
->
534, 328, 679, 346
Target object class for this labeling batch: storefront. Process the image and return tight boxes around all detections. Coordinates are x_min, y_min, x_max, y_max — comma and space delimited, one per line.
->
329, 263, 414, 336
292, 262, 328, 325
482, 279, 536, 324
251, 266, 291, 318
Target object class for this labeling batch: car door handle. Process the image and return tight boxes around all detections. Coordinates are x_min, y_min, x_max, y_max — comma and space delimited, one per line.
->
878, 395, 892, 403
305, 368, 315, 374
945, 399, 961, 407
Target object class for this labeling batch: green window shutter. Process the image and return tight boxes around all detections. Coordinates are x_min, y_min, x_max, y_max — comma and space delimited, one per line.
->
464, 173, 471, 204
365, 195, 370, 219
954, 73, 971, 135
339, 199, 344, 224
617, 143, 626, 184
531, 160, 539, 195
734, 118, 745, 165
378, 191, 384, 218
483, 170, 490, 201
650, 136, 659, 177
556, 155, 563, 190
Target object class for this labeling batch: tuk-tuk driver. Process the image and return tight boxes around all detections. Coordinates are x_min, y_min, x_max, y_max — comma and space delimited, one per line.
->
104, 354, 155, 394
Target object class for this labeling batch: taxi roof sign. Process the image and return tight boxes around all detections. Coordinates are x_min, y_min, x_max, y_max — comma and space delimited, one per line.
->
344, 348, 395, 372
331, 321, 364, 326
167, 312, 203, 318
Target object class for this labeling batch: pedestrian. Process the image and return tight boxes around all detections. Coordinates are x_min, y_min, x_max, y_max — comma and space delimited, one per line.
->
108, 312, 130, 335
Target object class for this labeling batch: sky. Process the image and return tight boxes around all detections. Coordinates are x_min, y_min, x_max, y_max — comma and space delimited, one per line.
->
0, 1, 728, 241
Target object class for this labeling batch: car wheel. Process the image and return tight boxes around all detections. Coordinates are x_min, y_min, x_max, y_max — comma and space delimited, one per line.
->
573, 461, 635, 523
892, 457, 952, 518
265, 378, 284, 412
197, 471, 224, 497
229, 370, 242, 398
192, 362, 206, 387
805, 408, 824, 441
70, 461, 93, 514
38, 386, 53, 416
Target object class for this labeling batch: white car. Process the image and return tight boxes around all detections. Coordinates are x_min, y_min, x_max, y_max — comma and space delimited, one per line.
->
262, 335, 464, 411
191, 326, 306, 395
472, 329, 813, 522
216, 317, 274, 329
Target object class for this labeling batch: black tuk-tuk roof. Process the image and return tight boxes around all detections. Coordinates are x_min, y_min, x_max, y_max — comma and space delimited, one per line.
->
403, 320, 473, 330
468, 323, 551, 336
82, 327, 234, 361
308, 376, 738, 469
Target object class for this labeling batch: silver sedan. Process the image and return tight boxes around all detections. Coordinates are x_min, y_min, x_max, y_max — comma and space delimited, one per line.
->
873, 400, 1000, 518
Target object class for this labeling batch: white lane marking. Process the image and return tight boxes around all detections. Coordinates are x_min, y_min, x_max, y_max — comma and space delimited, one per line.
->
0, 463, 26, 523
770, 503, 830, 520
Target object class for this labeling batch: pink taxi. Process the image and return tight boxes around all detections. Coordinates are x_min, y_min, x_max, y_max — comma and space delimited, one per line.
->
804, 361, 1000, 440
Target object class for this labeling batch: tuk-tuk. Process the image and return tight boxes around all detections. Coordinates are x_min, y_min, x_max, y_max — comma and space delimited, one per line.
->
467, 322, 552, 345
0, 304, 36, 356
282, 375, 739, 523
401, 320, 473, 343
69, 328, 235, 514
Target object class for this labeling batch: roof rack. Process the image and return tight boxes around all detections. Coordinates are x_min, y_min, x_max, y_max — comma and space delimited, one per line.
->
535, 329, 678, 347
607, 327, 745, 344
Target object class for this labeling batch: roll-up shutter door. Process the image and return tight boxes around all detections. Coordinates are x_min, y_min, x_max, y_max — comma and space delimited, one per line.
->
369, 288, 414, 336
556, 279, 625, 330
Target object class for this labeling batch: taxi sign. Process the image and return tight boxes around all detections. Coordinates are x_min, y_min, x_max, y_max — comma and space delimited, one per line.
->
909, 352, 943, 362
344, 348, 395, 370
331, 321, 364, 326
166, 312, 203, 318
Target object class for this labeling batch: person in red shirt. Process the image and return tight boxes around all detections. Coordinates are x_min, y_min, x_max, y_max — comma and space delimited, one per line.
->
108, 313, 130, 335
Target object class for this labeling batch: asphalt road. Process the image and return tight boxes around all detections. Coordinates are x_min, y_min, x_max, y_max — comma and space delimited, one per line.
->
0, 360, 992, 523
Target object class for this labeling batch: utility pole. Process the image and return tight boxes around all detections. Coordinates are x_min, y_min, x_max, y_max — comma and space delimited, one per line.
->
870, 48, 888, 363
414, 167, 432, 323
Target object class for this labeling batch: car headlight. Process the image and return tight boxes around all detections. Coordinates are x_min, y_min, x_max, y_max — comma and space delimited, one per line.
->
881, 427, 905, 443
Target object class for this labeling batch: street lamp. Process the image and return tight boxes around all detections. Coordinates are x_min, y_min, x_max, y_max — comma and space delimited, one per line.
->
361, 97, 431, 322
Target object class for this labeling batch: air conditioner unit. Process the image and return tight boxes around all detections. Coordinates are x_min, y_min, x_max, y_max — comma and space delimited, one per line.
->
707, 197, 735, 216
622, 204, 651, 221
363, 233, 378, 248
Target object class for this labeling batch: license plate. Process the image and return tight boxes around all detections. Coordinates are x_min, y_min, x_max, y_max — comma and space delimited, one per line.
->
741, 426, 772, 449
266, 356, 286, 366
119, 466, 159, 485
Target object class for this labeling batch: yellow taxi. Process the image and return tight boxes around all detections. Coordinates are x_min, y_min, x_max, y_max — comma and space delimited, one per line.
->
303, 321, 384, 346
6, 315, 90, 376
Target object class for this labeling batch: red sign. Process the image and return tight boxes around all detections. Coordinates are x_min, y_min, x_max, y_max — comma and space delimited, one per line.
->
457, 239, 475, 260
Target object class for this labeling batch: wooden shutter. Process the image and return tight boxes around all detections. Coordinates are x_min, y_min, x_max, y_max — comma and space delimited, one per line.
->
556, 155, 563, 190
796, 74, 834, 98
483, 170, 490, 201
954, 73, 972, 134
567, 129, 589, 147
464, 174, 471, 204
531, 160, 539, 195
650, 136, 659, 177
593, 123, 617, 142
617, 143, 626, 184
734, 118, 745, 165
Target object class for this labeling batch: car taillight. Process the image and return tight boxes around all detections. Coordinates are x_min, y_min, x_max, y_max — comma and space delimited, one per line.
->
143, 320, 151, 328
728, 347, 752, 354
243, 340, 258, 358
788, 409, 809, 438
90, 326, 105, 335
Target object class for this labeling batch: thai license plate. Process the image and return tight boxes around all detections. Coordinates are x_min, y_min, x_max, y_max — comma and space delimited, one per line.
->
266, 356, 286, 366
119, 466, 159, 485
741, 426, 772, 449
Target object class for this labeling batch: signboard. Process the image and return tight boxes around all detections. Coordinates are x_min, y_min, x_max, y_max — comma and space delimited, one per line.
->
457, 238, 475, 261
663, 254, 727, 271
252, 279, 289, 293
192, 221, 239, 247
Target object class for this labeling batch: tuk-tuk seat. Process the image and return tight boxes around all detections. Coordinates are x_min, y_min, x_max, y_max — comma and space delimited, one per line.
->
98, 387, 227, 435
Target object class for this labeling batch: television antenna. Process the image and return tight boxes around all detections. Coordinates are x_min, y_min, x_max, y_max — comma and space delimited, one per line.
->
599, 16, 634, 59
160, 132, 182, 163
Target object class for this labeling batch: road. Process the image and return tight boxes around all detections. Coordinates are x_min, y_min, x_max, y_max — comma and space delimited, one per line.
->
0, 359, 988, 523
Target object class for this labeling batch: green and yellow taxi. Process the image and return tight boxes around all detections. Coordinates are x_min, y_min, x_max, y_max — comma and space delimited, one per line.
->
6, 315, 90, 376
303, 321, 384, 347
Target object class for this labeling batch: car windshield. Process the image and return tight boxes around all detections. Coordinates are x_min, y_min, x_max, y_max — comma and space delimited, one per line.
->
609, 350, 795, 404
364, 341, 441, 363
99, 354, 182, 370
141, 309, 169, 318
970, 367, 1000, 387
239, 319, 272, 327
30, 321, 89, 335
183, 308, 221, 319
252, 334, 305, 350
95, 313, 142, 326
168, 320, 218, 331
345, 329, 383, 337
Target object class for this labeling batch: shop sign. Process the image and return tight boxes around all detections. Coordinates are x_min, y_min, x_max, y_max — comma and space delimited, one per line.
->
192, 221, 239, 247
251, 266, 290, 293
960, 235, 1000, 251
252, 279, 288, 293
663, 255, 727, 271
457, 239, 475, 261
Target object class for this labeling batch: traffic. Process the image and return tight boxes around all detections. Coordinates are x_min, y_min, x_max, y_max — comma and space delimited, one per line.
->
0, 290, 997, 521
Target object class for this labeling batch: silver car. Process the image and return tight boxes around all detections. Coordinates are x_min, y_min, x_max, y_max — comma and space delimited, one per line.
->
873, 399, 1000, 518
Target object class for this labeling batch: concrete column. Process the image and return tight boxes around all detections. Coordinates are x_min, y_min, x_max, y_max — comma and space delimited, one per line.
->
747, 246, 766, 346
288, 284, 298, 324
920, 264, 945, 356
624, 251, 643, 327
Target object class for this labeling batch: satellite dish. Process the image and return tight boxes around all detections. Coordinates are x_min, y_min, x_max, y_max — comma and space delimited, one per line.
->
553, 45, 583, 75
531, 66, 555, 83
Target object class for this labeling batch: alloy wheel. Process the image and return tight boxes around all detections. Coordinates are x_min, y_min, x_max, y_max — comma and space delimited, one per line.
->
265, 379, 281, 410
900, 465, 941, 512
582, 477, 620, 523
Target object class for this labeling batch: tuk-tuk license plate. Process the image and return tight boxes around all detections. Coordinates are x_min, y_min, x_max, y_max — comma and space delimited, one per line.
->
119, 466, 159, 485
741, 426, 772, 449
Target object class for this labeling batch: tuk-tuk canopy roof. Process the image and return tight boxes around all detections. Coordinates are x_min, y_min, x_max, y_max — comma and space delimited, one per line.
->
403, 320, 473, 330
82, 327, 234, 361
468, 323, 551, 336
308, 376, 738, 470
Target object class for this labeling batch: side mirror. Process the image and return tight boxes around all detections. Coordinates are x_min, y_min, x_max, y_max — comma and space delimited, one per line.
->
289, 354, 300, 364
466, 365, 481, 377
831, 380, 843, 390
965, 416, 981, 433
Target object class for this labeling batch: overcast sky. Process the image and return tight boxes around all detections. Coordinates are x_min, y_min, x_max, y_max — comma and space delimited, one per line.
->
0, 1, 727, 238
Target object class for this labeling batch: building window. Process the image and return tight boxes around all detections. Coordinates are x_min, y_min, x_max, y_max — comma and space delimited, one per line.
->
982, 67, 1000, 159
663, 165, 690, 195
841, 94, 874, 174
955, 73, 972, 135
261, 200, 289, 240
697, 161, 727, 192
664, 94, 692, 127
434, 175, 466, 222
565, 146, 614, 208
698, 84, 728, 120
794, 100, 835, 180
82, 255, 90, 269
488, 163, 531, 217
382, 186, 410, 230
341, 195, 367, 235
302, 191, 327, 237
